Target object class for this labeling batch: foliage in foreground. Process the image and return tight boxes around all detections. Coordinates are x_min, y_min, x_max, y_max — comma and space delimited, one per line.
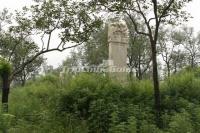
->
1, 70, 200, 132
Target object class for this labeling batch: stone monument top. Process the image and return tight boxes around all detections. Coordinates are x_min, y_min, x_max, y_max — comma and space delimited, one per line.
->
108, 21, 129, 44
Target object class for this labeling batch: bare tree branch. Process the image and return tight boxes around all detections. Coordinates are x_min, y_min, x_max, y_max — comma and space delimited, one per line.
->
11, 42, 84, 79
135, 0, 153, 40
158, 0, 175, 23
125, 11, 150, 36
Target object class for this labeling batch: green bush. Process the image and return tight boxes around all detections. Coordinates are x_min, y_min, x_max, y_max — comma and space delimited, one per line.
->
2, 69, 200, 132
140, 120, 162, 133
168, 111, 194, 133
0, 113, 16, 132
56, 74, 157, 133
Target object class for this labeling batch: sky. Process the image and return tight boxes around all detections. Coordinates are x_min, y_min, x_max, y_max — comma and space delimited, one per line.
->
0, 0, 200, 68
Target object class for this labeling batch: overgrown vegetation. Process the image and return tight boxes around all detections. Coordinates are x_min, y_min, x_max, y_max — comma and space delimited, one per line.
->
0, 0, 198, 132
1, 69, 200, 132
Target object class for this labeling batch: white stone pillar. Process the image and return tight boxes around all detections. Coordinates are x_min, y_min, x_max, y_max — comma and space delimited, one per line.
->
107, 21, 129, 81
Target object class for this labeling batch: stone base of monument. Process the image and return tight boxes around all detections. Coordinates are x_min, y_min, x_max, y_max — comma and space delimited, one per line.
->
109, 72, 128, 83
107, 63, 129, 83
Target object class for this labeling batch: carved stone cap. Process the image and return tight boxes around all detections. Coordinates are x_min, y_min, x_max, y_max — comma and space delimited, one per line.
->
108, 21, 129, 44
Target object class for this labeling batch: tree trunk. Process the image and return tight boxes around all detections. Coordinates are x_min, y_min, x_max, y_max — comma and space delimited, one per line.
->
135, 69, 139, 79
174, 61, 177, 73
138, 48, 142, 80
138, 64, 142, 80
191, 56, 195, 68
166, 63, 170, 77
151, 40, 161, 127
21, 74, 26, 86
129, 66, 134, 79
21, 80, 26, 86
2, 73, 10, 112
138, 55, 142, 80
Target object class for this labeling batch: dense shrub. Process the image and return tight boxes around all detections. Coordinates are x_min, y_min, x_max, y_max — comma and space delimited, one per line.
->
1, 70, 200, 132
168, 111, 194, 133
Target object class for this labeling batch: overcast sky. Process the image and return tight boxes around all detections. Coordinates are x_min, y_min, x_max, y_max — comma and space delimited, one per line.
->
0, 0, 200, 68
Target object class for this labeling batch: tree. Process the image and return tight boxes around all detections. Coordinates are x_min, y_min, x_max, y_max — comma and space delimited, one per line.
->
178, 27, 200, 68
158, 28, 181, 77
0, 0, 102, 111
59, 48, 84, 75
0, 34, 44, 86
0, 8, 12, 32
14, 57, 44, 86
90, 0, 192, 126
83, 25, 108, 66
0, 58, 12, 112
170, 50, 187, 73
126, 19, 151, 80
9, 0, 101, 76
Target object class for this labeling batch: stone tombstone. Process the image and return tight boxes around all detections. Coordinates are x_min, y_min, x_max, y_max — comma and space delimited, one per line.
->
107, 21, 129, 81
